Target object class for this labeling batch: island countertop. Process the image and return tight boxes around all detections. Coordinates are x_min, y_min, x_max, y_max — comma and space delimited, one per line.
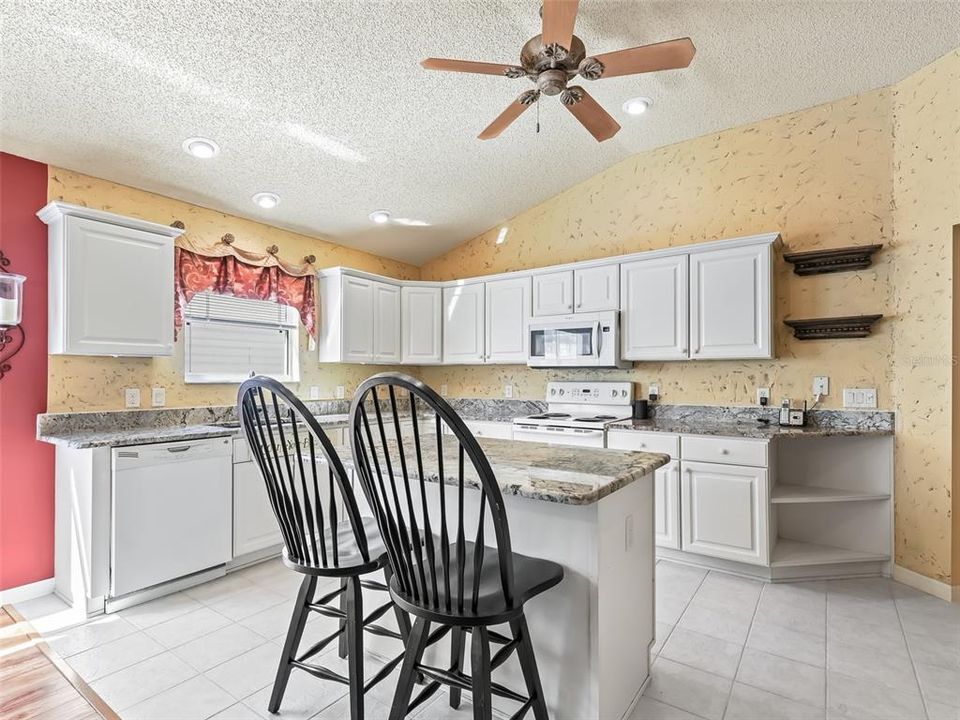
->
336, 435, 668, 506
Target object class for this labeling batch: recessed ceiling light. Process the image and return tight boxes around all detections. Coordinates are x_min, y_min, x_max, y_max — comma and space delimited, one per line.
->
252, 192, 280, 209
182, 137, 220, 159
622, 96, 653, 116
369, 210, 391, 225
394, 217, 430, 227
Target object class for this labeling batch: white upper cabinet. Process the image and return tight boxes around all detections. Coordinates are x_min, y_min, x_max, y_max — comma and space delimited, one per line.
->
485, 276, 531, 364
574, 264, 619, 312
621, 255, 689, 361
532, 270, 574, 316
443, 283, 485, 364
401, 286, 442, 364
38, 202, 182, 357
690, 243, 772, 359
372, 281, 401, 363
318, 269, 401, 364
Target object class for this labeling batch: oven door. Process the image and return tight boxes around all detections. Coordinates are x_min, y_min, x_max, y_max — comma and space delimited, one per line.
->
528, 318, 601, 367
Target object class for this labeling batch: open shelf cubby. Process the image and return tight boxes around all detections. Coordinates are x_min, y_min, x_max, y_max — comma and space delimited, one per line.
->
771, 538, 890, 567
771, 484, 890, 504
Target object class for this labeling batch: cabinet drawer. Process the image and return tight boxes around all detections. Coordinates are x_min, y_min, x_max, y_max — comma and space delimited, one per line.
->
606, 431, 679, 458
681, 435, 767, 467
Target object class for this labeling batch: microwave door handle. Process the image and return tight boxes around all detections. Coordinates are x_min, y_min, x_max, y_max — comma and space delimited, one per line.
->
594, 321, 602, 356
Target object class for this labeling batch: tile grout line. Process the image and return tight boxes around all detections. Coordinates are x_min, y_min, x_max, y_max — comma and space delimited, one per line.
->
718, 576, 763, 720
892, 593, 932, 720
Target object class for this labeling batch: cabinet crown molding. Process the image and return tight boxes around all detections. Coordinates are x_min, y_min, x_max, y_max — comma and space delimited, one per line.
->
37, 201, 186, 238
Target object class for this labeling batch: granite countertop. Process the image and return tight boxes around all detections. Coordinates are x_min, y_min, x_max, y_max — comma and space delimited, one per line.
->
336, 434, 668, 506
38, 414, 352, 449
608, 418, 894, 439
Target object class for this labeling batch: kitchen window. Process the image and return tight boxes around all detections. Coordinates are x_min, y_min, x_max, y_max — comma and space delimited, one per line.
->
183, 292, 300, 383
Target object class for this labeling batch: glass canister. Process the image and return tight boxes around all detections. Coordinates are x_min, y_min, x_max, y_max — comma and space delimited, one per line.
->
0, 272, 26, 326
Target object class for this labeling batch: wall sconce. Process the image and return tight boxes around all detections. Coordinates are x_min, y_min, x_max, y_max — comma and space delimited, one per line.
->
0, 250, 26, 381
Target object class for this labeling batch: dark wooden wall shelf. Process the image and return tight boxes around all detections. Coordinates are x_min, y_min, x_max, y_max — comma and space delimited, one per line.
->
784, 315, 883, 340
783, 244, 882, 275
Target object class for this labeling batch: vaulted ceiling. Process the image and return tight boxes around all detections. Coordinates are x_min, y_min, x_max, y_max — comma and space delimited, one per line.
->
2, 1, 958, 264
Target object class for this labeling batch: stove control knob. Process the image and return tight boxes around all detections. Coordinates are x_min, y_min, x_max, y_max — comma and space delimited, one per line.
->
611, 389, 618, 397
559, 389, 565, 396
621, 390, 628, 398
550, 388, 556, 396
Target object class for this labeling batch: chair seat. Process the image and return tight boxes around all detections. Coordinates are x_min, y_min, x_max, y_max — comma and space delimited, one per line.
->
390, 542, 563, 624
283, 516, 387, 576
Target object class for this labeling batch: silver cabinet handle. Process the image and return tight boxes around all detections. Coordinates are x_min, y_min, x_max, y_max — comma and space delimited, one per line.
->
167, 445, 192, 453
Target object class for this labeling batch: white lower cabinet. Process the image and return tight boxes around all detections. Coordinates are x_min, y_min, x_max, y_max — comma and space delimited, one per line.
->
233, 457, 283, 558
680, 460, 768, 565
654, 460, 681, 549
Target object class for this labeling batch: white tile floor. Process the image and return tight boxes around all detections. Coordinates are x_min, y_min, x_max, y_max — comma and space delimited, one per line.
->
14, 559, 960, 720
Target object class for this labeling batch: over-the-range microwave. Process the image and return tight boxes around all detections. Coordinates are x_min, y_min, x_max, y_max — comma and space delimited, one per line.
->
527, 310, 630, 368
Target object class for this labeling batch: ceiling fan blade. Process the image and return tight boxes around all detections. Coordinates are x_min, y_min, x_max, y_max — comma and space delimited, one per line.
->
421, 58, 520, 76
478, 93, 537, 140
542, 0, 579, 50
590, 37, 696, 78
564, 88, 620, 142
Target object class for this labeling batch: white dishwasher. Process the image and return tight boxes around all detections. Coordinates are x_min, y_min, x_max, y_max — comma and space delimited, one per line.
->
111, 437, 232, 598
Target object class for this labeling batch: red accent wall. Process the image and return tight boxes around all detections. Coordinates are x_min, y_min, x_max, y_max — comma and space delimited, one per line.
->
0, 153, 52, 591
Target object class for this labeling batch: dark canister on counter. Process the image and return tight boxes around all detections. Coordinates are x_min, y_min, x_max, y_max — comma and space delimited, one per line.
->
633, 399, 650, 420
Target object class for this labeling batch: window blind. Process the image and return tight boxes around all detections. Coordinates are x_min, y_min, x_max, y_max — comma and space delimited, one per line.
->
183, 292, 299, 382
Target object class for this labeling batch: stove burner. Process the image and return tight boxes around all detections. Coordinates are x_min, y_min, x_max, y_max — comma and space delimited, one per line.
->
574, 415, 617, 422
527, 413, 572, 420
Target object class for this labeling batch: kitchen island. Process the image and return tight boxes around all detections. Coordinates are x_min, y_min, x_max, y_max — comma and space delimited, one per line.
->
337, 435, 669, 720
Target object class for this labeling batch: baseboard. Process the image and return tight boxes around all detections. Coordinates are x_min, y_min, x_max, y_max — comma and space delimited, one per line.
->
0, 577, 55, 606
893, 564, 956, 602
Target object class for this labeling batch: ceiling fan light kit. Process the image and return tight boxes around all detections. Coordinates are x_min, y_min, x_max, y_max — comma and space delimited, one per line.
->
421, 0, 695, 142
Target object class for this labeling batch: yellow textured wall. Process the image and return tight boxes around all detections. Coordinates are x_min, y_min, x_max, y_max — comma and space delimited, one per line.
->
46, 168, 420, 412
890, 50, 960, 584
420, 89, 895, 410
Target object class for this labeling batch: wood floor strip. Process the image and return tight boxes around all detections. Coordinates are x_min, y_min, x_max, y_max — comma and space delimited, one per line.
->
0, 605, 120, 720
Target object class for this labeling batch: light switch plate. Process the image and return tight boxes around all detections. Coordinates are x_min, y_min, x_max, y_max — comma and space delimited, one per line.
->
843, 388, 877, 408
440, 384, 448, 396
813, 376, 829, 395
151, 387, 165, 407
124, 388, 141, 408
757, 387, 770, 406
309, 386, 321, 400
504, 384, 513, 398
336, 385, 345, 399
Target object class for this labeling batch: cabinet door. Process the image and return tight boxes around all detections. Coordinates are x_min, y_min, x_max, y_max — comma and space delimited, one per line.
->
680, 460, 768, 565
372, 281, 401, 364
341, 275, 374, 363
401, 286, 442, 364
233, 461, 283, 558
63, 217, 174, 356
620, 255, 689, 360
532, 270, 574, 316
485, 276, 531, 364
443, 284, 485, 363
575, 264, 619, 312
689, 244, 772, 359
654, 461, 681, 549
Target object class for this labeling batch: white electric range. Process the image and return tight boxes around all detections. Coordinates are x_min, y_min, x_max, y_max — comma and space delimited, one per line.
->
512, 381, 634, 448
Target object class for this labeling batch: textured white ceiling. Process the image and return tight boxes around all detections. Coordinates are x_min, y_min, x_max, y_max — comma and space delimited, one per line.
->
2, 1, 958, 265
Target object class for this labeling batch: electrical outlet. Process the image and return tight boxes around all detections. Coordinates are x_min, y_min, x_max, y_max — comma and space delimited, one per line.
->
843, 388, 878, 408
813, 376, 829, 396
335, 385, 345, 399
309, 386, 321, 400
504, 384, 513, 398
440, 384, 448, 396
757, 387, 770, 406
308, 336, 317, 352
151, 387, 165, 407
124, 388, 141, 408
648, 383, 660, 400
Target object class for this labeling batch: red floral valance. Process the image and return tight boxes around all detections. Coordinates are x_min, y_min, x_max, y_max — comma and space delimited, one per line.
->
174, 247, 316, 337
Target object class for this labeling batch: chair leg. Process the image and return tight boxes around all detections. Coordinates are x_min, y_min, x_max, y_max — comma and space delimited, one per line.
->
383, 563, 412, 641
345, 575, 364, 720
471, 626, 492, 720
389, 617, 431, 720
269, 574, 316, 713
510, 614, 548, 720
449, 627, 466, 708
338, 578, 349, 658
